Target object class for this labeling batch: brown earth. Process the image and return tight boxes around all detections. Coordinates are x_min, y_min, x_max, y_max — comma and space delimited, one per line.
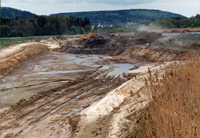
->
165, 27, 200, 32
0, 34, 192, 138
0, 69, 127, 138
120, 46, 187, 62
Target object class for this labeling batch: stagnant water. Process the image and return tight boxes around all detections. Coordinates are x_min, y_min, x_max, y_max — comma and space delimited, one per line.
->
0, 53, 136, 105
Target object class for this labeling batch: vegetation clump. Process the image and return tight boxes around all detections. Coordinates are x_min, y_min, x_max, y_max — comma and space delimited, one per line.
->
129, 53, 200, 138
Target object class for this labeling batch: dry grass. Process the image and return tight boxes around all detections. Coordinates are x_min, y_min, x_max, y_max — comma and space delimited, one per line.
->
130, 53, 200, 138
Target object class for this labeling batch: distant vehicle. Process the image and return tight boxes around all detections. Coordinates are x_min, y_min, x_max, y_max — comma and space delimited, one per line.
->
81, 33, 97, 40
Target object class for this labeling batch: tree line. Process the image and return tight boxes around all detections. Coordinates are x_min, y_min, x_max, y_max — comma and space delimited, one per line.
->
1, 7, 36, 18
52, 9, 184, 25
1, 15, 92, 37
154, 14, 200, 28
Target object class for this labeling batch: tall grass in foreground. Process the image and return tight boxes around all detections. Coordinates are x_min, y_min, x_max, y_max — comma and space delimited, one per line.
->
132, 53, 200, 138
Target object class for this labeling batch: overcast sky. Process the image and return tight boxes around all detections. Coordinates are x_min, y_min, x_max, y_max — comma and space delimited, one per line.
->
2, 0, 200, 17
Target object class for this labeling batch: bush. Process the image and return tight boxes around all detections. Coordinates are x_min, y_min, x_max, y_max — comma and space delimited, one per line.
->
70, 26, 78, 35
80, 27, 85, 34
190, 43, 200, 48
84, 25, 92, 33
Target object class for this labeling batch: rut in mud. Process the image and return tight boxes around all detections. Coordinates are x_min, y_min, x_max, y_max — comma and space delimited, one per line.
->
0, 68, 127, 138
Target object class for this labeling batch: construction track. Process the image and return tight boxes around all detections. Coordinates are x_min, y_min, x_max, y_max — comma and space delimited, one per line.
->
0, 33, 192, 138
0, 69, 126, 138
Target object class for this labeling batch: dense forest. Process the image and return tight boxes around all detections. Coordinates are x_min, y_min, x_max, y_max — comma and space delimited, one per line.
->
51, 9, 184, 25
1, 16, 91, 37
1, 7, 199, 38
1, 7, 36, 18
150, 14, 200, 28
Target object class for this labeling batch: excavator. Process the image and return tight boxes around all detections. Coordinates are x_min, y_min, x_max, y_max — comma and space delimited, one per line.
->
81, 33, 97, 40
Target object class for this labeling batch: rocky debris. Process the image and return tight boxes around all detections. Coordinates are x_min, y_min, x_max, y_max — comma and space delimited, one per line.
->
60, 32, 162, 55
134, 32, 162, 44
84, 36, 106, 48
56, 35, 68, 40
171, 30, 180, 33
153, 37, 178, 46
152, 33, 200, 47
65, 48, 123, 55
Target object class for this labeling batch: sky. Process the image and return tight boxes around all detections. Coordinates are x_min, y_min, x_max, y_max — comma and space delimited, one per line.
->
2, 0, 200, 17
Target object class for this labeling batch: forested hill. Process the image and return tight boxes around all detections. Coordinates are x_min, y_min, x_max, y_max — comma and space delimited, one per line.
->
51, 9, 184, 25
1, 7, 37, 18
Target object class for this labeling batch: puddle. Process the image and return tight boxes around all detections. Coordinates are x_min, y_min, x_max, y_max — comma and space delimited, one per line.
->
108, 64, 135, 76
0, 52, 134, 106
99, 63, 135, 78
100, 65, 111, 70
53, 53, 111, 67
36, 69, 94, 75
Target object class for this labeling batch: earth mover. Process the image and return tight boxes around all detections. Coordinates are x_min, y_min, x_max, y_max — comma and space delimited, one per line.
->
81, 33, 97, 40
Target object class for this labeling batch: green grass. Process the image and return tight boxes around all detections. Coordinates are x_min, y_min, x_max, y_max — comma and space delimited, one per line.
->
0, 36, 54, 48
93, 27, 135, 33
0, 35, 82, 49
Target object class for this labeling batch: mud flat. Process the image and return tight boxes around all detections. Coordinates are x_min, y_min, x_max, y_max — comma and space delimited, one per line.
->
0, 51, 123, 106
0, 35, 189, 138
0, 40, 143, 137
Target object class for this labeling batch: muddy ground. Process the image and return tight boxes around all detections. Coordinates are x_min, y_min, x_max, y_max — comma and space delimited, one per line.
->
0, 32, 195, 138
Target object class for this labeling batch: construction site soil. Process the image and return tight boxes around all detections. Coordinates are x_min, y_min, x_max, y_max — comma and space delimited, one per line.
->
0, 32, 197, 138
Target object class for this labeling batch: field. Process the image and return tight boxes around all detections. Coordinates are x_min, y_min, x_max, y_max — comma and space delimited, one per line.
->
0, 35, 82, 48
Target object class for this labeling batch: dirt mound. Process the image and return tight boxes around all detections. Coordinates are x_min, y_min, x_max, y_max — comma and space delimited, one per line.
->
120, 46, 187, 62
39, 36, 69, 49
153, 37, 180, 46
60, 32, 162, 55
84, 36, 106, 48
56, 35, 68, 40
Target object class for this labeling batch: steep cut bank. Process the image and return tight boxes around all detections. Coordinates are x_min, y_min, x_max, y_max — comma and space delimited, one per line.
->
120, 46, 187, 62
0, 43, 49, 76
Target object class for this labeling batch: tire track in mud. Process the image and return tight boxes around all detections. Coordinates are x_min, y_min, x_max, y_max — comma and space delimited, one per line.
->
0, 69, 126, 138
17, 87, 99, 138
0, 79, 71, 92
0, 71, 95, 120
